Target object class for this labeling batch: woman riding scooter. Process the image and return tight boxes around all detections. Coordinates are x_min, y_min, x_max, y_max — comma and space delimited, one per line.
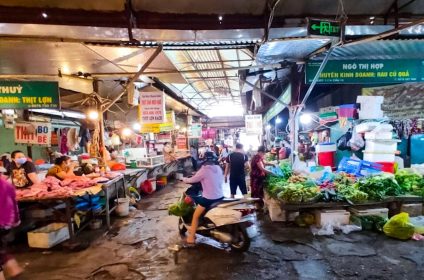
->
182, 151, 224, 246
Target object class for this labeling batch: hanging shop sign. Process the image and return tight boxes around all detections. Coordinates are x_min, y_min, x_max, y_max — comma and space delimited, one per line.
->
139, 91, 165, 124
306, 59, 424, 84
245, 114, 263, 134
188, 123, 202, 138
14, 122, 51, 146
159, 111, 175, 132
176, 135, 188, 150
140, 123, 161, 133
0, 81, 59, 109
307, 18, 342, 37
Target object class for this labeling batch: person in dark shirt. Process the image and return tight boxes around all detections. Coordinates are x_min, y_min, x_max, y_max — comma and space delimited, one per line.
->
7, 150, 39, 188
224, 143, 249, 198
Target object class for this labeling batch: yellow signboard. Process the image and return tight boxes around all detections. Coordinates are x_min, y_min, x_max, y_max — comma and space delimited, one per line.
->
138, 109, 175, 133
140, 123, 161, 133
159, 111, 175, 132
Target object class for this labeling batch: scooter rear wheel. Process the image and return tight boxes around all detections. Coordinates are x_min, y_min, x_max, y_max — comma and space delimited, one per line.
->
230, 225, 250, 252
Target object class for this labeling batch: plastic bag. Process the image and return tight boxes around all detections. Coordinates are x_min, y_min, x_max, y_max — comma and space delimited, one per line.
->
383, 212, 415, 240
310, 223, 335, 236
348, 128, 365, 152
410, 216, 424, 234
339, 224, 362, 234
337, 129, 352, 151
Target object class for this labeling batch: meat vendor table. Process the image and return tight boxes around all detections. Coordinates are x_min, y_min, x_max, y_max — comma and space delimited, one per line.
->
17, 175, 125, 243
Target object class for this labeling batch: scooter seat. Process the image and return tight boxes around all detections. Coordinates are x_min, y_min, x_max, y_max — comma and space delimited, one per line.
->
207, 198, 239, 209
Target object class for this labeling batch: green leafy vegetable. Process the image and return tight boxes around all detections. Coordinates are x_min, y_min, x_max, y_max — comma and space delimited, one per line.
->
357, 174, 404, 201
168, 201, 195, 217
395, 169, 423, 192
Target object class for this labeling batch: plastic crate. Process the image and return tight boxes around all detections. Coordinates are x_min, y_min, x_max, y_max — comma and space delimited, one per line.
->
337, 157, 383, 176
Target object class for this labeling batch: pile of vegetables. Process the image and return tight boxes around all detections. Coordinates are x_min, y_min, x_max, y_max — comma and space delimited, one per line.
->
264, 161, 424, 205
168, 196, 195, 217
277, 183, 320, 203
265, 153, 276, 162
357, 174, 404, 201
278, 161, 293, 180
395, 169, 424, 196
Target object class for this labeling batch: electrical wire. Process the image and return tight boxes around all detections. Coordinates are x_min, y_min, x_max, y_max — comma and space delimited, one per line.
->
265, 0, 283, 42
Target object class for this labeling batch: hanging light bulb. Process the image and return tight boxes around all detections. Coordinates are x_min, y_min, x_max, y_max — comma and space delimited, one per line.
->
133, 123, 141, 131
122, 128, 132, 137
300, 114, 313, 125
87, 110, 99, 120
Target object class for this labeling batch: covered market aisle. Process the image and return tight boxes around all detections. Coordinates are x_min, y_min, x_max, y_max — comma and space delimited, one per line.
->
0, 1, 424, 279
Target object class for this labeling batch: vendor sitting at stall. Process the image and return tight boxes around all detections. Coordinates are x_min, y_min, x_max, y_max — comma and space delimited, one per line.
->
46, 156, 78, 180
7, 150, 40, 188
163, 142, 177, 163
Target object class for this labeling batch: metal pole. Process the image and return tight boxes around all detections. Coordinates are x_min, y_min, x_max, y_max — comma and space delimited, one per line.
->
297, 47, 334, 115
291, 47, 334, 165
102, 45, 163, 113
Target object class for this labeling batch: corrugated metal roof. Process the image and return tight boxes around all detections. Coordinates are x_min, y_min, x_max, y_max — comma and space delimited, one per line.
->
256, 38, 331, 64
313, 39, 424, 60
165, 48, 254, 116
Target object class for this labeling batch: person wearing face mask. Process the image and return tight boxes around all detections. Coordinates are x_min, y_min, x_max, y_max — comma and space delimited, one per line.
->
7, 150, 39, 188
46, 156, 78, 180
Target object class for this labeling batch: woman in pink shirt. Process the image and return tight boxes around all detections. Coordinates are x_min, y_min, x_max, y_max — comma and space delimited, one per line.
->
0, 176, 23, 280
182, 152, 224, 245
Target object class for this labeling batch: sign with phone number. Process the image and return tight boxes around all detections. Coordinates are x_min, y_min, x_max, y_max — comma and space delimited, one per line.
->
14, 122, 51, 146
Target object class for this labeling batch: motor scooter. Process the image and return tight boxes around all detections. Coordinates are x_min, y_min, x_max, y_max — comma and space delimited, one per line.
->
178, 183, 257, 252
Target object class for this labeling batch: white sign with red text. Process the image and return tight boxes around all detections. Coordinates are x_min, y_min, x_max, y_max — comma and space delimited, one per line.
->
139, 91, 165, 124
245, 114, 263, 134
14, 122, 51, 146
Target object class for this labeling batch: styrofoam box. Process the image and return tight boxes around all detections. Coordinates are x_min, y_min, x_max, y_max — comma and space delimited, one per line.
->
365, 140, 399, 153
315, 210, 350, 227
268, 206, 298, 222
357, 96, 384, 120
27, 223, 70, 248
358, 109, 384, 120
316, 143, 337, 153
349, 207, 389, 219
365, 131, 393, 140
363, 151, 396, 162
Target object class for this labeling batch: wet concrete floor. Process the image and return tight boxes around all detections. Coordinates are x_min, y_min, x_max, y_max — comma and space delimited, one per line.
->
11, 181, 424, 280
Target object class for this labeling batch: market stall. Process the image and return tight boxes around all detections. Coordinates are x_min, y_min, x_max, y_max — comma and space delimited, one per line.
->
262, 154, 424, 239
16, 173, 125, 245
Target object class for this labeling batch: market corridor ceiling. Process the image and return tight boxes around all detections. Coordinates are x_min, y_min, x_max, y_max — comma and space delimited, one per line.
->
164, 48, 254, 117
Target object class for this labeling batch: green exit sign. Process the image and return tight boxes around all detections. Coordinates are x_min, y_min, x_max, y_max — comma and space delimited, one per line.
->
308, 18, 342, 37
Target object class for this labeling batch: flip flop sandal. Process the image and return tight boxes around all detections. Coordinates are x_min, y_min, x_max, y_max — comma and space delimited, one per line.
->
182, 240, 197, 248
